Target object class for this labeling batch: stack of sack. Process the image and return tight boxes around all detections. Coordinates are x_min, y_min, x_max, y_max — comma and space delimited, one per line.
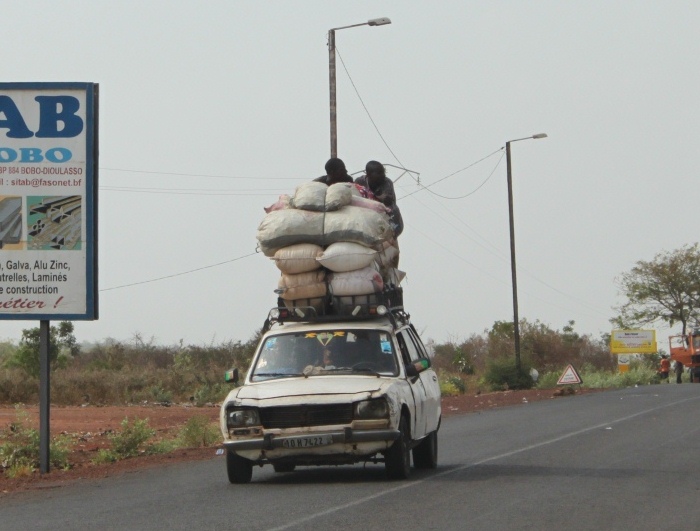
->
257, 181, 404, 312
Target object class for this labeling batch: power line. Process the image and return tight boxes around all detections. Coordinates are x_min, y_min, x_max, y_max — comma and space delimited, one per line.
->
101, 167, 300, 180
336, 46, 413, 180
399, 148, 504, 200
100, 252, 258, 291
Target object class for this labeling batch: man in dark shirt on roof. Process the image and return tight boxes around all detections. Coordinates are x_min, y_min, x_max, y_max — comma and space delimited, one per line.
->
314, 158, 354, 186
355, 160, 404, 237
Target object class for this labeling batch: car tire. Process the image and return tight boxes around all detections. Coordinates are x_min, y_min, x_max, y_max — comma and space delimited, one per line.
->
385, 415, 411, 480
272, 463, 296, 473
226, 449, 253, 484
412, 429, 438, 469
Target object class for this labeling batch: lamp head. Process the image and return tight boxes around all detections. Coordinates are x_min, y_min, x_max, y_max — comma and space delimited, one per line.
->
368, 17, 391, 26
532, 133, 548, 139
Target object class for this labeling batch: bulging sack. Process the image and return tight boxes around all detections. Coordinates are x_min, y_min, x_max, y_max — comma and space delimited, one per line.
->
273, 243, 323, 274
324, 183, 353, 211
290, 182, 352, 212
317, 241, 378, 272
257, 205, 391, 256
290, 182, 327, 211
277, 270, 327, 301
329, 265, 384, 296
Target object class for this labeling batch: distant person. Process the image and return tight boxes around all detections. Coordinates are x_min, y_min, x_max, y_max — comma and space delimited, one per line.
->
355, 160, 404, 237
314, 158, 353, 186
674, 359, 684, 384
659, 355, 670, 383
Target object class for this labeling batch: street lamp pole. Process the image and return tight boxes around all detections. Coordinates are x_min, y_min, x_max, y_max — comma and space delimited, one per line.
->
328, 17, 391, 158
505, 133, 548, 372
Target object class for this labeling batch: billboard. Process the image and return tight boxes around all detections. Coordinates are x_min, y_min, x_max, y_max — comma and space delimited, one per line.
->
610, 329, 657, 354
0, 83, 98, 320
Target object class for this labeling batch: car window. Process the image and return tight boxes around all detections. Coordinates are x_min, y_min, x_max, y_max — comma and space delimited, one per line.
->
397, 329, 422, 362
251, 328, 398, 380
407, 327, 429, 359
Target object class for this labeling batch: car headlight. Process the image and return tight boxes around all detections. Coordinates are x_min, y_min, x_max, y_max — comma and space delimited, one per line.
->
226, 407, 261, 428
354, 398, 389, 419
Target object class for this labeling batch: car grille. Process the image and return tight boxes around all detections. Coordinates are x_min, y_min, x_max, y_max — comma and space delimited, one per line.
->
259, 404, 354, 429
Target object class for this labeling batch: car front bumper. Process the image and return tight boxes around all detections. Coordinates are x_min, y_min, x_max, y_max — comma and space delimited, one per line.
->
223, 427, 401, 451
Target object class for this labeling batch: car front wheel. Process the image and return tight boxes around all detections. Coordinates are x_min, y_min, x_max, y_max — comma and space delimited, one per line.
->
385, 415, 411, 479
226, 449, 253, 484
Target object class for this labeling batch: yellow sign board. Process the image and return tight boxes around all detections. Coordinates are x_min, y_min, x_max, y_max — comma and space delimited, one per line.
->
610, 330, 657, 354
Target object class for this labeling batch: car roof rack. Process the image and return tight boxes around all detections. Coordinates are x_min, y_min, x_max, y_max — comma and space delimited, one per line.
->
261, 288, 409, 332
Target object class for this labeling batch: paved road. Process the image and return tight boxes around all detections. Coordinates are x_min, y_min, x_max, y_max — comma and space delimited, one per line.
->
3, 384, 700, 530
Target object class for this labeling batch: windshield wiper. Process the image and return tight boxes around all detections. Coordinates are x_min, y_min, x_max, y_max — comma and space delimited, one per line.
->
351, 366, 382, 376
254, 372, 304, 378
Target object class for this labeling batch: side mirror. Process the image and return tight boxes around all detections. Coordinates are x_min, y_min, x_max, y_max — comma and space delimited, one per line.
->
224, 368, 239, 385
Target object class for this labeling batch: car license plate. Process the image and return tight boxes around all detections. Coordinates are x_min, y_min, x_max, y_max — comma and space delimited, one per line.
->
282, 435, 333, 449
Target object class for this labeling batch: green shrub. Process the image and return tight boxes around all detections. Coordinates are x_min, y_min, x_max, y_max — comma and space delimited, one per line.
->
192, 383, 228, 406
439, 380, 461, 397
0, 409, 71, 474
484, 357, 534, 390
108, 417, 155, 458
535, 371, 560, 389
178, 415, 220, 448
146, 438, 180, 455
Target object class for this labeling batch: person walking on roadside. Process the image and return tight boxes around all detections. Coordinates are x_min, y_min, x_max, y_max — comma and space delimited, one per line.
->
674, 359, 684, 384
659, 355, 670, 383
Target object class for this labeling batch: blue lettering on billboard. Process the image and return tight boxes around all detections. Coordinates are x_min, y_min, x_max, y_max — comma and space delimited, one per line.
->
0, 95, 83, 139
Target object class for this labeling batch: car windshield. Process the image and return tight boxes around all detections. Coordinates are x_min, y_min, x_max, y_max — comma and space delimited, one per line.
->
250, 328, 399, 381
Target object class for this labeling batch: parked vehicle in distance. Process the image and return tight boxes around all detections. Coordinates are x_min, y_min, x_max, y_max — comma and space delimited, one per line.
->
669, 329, 700, 382
219, 304, 441, 483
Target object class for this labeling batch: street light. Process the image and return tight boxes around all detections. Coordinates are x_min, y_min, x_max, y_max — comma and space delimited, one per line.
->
505, 133, 548, 372
328, 17, 391, 158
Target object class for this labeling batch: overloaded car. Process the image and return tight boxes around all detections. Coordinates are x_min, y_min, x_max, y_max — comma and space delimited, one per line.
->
219, 304, 441, 483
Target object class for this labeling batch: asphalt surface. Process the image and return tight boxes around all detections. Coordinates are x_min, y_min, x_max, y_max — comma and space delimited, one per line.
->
3, 384, 700, 530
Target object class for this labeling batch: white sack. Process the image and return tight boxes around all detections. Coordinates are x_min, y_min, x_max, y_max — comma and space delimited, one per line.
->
290, 182, 352, 212
290, 182, 327, 211
324, 183, 353, 210
257, 209, 325, 256
278, 270, 327, 300
329, 265, 384, 296
317, 241, 378, 272
257, 205, 391, 256
376, 241, 400, 267
273, 243, 323, 274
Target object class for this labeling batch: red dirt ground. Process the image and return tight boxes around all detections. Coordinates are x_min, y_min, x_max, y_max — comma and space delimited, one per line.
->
0, 387, 597, 495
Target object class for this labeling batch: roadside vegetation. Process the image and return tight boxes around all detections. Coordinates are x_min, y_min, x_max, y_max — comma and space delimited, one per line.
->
428, 318, 650, 396
0, 276, 683, 474
0, 409, 220, 477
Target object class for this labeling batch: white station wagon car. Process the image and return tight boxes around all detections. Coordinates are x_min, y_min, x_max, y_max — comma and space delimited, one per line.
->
219, 307, 441, 483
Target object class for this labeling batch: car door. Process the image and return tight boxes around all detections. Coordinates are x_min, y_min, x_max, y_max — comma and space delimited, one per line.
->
407, 325, 441, 433
396, 328, 428, 439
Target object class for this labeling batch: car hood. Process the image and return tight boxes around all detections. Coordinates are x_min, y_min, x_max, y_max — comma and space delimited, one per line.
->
235, 376, 391, 402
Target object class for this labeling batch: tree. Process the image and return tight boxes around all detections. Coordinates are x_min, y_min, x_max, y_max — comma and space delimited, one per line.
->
4, 321, 79, 377
613, 243, 700, 336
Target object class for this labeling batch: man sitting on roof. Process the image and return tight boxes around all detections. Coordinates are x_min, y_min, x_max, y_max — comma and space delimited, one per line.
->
313, 158, 354, 186
355, 160, 404, 238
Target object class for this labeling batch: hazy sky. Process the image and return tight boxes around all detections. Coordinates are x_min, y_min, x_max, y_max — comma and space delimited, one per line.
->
1, 1, 698, 349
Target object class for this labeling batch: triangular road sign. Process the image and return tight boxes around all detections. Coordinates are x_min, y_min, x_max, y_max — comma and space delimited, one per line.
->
557, 364, 582, 385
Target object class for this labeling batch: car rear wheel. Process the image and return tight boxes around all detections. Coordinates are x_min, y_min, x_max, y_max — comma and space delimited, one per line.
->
226, 449, 253, 484
385, 415, 411, 479
412, 429, 438, 469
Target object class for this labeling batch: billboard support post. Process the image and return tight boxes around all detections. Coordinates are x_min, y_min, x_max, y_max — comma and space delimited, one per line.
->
39, 320, 50, 474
